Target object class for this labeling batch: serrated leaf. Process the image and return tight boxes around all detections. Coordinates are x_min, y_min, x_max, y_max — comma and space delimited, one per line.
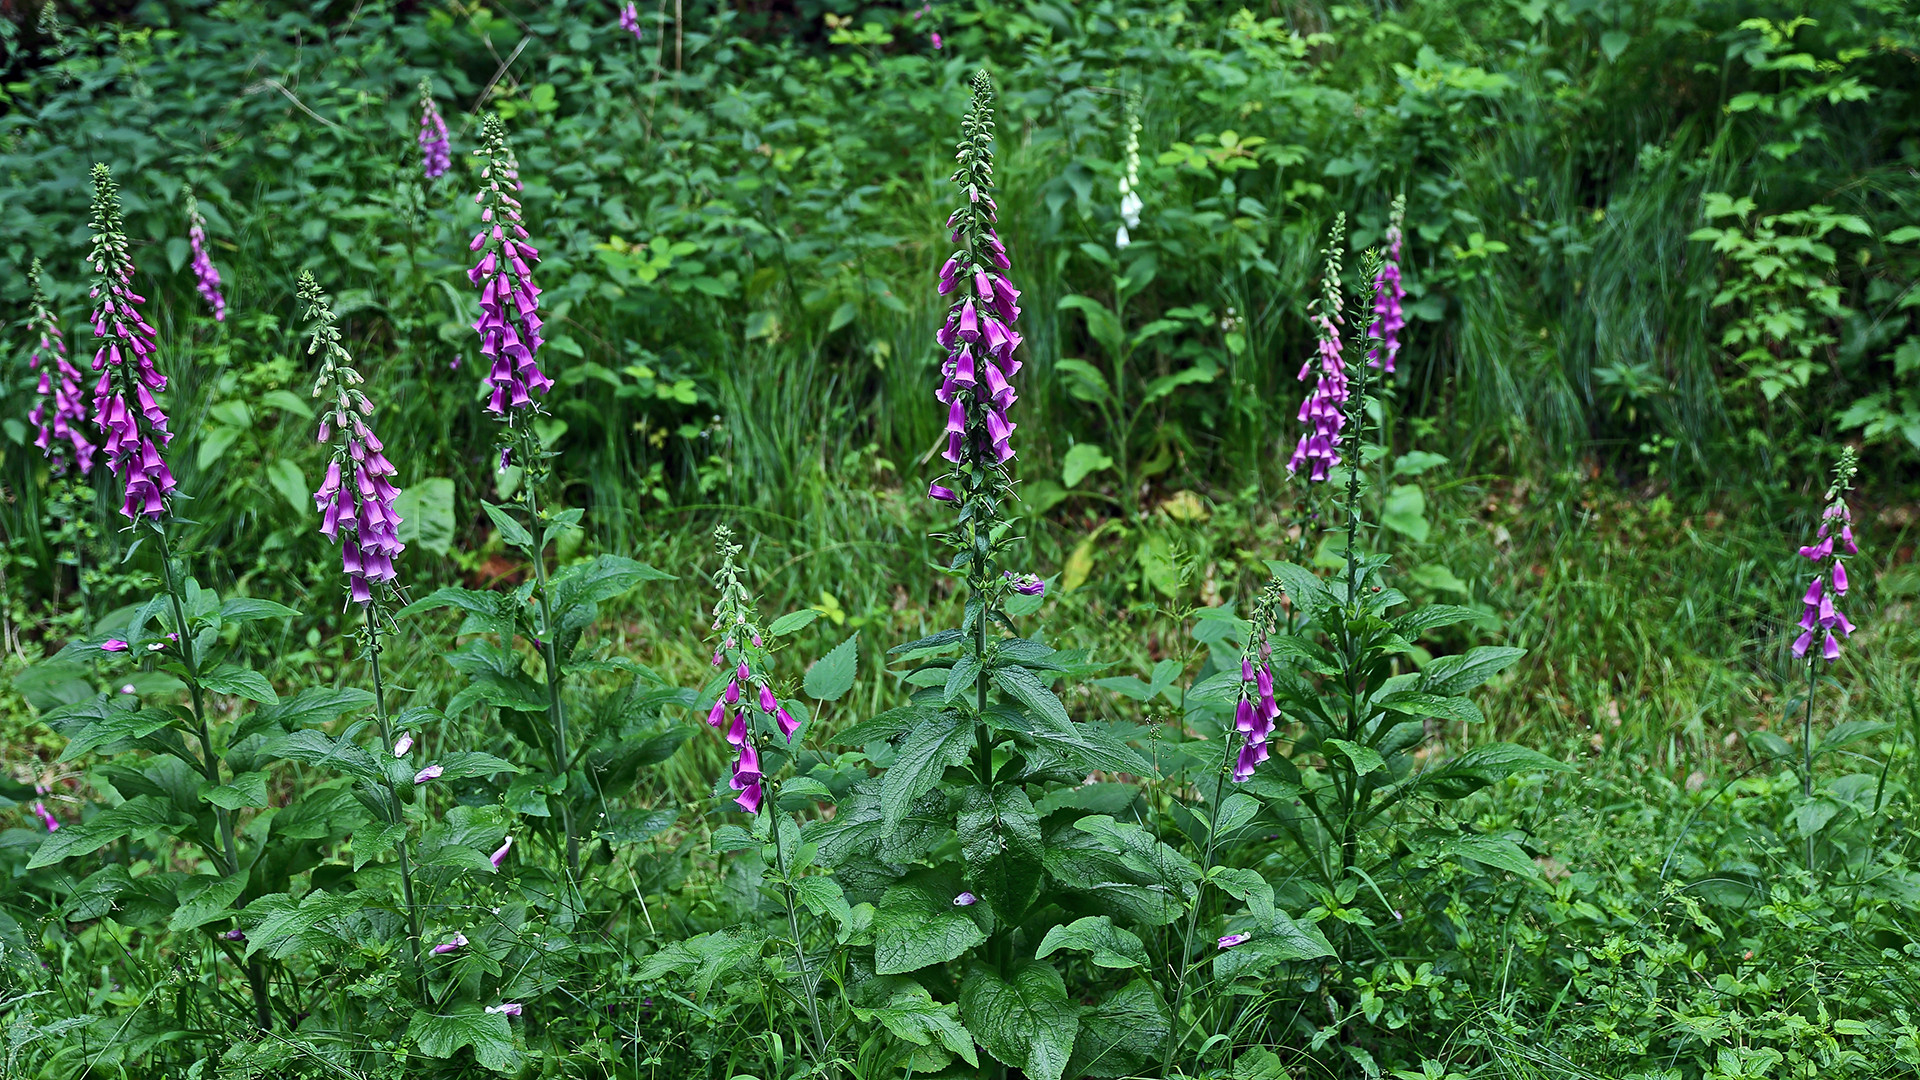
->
1037, 915, 1148, 969
201, 664, 277, 705
880, 711, 971, 829
28, 795, 188, 868
768, 609, 820, 636
200, 771, 269, 810
852, 984, 979, 1068
481, 500, 534, 548
873, 880, 986, 975
805, 633, 859, 701
793, 876, 852, 930
959, 961, 1079, 1080
1420, 646, 1526, 696
1325, 739, 1387, 777
958, 784, 1044, 916
1436, 834, 1542, 880
409, 1006, 515, 1070
995, 665, 1070, 727
1211, 911, 1336, 980
55, 707, 172, 763
241, 890, 369, 959
1070, 978, 1170, 1077
169, 871, 248, 932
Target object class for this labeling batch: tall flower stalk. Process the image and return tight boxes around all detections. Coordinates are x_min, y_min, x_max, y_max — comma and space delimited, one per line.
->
85, 162, 273, 1027
27, 259, 94, 473
1288, 214, 1349, 483
930, 71, 1030, 799
1791, 446, 1859, 874
301, 271, 426, 987
1369, 195, 1406, 374
468, 114, 575, 874
1115, 95, 1142, 249
418, 80, 450, 181
704, 525, 830, 1063
184, 185, 226, 322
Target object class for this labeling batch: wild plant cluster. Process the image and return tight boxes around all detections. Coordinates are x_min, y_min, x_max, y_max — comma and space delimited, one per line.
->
3, 5, 1918, 1080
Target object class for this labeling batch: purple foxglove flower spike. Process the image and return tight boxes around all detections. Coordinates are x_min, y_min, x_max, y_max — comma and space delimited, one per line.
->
730, 739, 763, 813
618, 2, 643, 41
1791, 449, 1860, 662
183, 187, 226, 322
26, 260, 96, 474
470, 115, 550, 417
301, 273, 406, 608
85, 165, 175, 521
418, 80, 451, 180
1368, 194, 1407, 373
927, 72, 1022, 504
1288, 215, 1349, 484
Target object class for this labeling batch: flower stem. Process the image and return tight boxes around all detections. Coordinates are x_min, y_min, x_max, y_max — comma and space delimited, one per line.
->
365, 601, 426, 997
767, 797, 832, 1070
154, 523, 272, 1031
1802, 655, 1817, 877
519, 426, 580, 879
1160, 729, 1239, 1078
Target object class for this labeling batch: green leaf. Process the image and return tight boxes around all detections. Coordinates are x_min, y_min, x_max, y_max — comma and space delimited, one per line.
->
268, 729, 385, 782
958, 784, 1045, 916
959, 961, 1080, 1080
995, 665, 1070, 727
266, 459, 309, 514
1213, 792, 1259, 837
1263, 560, 1330, 613
852, 983, 979, 1068
1070, 979, 1170, 1077
1599, 29, 1630, 61
197, 424, 243, 470
235, 686, 373, 743
1408, 564, 1470, 594
240, 890, 369, 959
1420, 646, 1526, 695
200, 664, 277, 705
169, 872, 248, 932
768, 609, 820, 636
873, 879, 987, 975
394, 477, 457, 557
200, 771, 269, 810
55, 706, 172, 763
1140, 364, 1217, 405
889, 628, 964, 656
880, 710, 972, 829
549, 554, 675, 608
409, 1006, 516, 1070
1404, 742, 1573, 800
28, 795, 189, 868
1036, 915, 1149, 969
1325, 738, 1386, 778
481, 500, 534, 548
792, 876, 853, 931
1062, 443, 1114, 488
1380, 484, 1430, 541
944, 655, 981, 704
1060, 294, 1124, 357
219, 597, 301, 622
1212, 911, 1337, 980
432, 751, 522, 781
1392, 451, 1449, 476
1436, 834, 1542, 880
805, 633, 860, 701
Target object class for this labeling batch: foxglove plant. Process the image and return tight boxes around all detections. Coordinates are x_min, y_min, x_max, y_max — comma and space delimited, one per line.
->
26, 258, 95, 473
418, 80, 451, 180
617, 2, 642, 41
1791, 446, 1860, 873
86, 164, 174, 521
1369, 194, 1406, 373
300, 270, 427, 984
1288, 214, 1349, 483
33, 165, 299, 1031
694, 524, 834, 1061
184, 185, 226, 322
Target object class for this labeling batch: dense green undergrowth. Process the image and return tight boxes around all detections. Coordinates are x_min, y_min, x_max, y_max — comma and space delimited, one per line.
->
1, 2, 1918, 1079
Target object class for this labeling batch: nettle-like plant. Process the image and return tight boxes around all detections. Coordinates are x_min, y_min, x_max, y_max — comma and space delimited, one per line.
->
405, 113, 679, 892
28, 165, 298, 1031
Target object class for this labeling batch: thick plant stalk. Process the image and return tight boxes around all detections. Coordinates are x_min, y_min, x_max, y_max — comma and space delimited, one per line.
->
519, 426, 580, 879
365, 605, 427, 993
